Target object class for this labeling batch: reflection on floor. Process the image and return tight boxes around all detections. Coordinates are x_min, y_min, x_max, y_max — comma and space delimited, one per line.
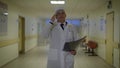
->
1, 45, 114, 68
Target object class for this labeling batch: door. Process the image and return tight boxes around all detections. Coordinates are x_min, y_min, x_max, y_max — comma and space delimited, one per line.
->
106, 12, 114, 65
18, 16, 25, 54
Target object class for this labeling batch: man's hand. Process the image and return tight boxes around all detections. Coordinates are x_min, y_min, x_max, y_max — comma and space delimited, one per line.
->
70, 50, 76, 55
51, 14, 56, 22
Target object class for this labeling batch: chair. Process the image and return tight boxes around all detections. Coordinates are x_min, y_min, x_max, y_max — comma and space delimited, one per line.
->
86, 40, 98, 56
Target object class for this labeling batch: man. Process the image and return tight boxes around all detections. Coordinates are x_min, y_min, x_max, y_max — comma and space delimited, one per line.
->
42, 9, 79, 68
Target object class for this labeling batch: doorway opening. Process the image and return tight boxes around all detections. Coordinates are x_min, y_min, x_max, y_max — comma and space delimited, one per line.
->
18, 16, 25, 54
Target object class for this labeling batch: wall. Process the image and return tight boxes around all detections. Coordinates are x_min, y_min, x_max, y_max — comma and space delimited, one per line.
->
37, 18, 48, 46
88, 5, 107, 59
0, 0, 19, 67
0, 44, 18, 66
87, 0, 120, 68
0, 0, 38, 67
25, 17, 38, 52
112, 0, 120, 68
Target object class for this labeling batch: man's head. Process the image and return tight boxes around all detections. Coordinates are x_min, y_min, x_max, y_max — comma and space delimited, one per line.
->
55, 9, 66, 23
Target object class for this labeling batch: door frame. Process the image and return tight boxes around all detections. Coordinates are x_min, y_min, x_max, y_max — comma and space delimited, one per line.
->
119, 14, 120, 68
18, 16, 25, 54
107, 11, 114, 41
106, 11, 114, 65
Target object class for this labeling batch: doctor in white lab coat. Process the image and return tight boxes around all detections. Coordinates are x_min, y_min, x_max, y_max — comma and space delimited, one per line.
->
42, 9, 79, 68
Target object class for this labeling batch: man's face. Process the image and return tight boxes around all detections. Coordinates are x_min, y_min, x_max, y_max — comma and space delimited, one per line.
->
56, 10, 66, 22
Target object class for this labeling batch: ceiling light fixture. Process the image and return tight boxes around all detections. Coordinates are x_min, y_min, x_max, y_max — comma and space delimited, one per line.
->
3, 12, 8, 15
50, 1, 65, 4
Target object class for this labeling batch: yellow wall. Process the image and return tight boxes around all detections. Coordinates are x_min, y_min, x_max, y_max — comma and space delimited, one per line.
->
0, 0, 20, 67
112, 0, 120, 68
0, 43, 18, 66
87, 0, 120, 68
24, 16, 38, 52
88, 5, 107, 59
0, 0, 38, 67
0, 0, 119, 67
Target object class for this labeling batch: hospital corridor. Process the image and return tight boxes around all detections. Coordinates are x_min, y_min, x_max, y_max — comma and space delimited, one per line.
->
0, 0, 120, 68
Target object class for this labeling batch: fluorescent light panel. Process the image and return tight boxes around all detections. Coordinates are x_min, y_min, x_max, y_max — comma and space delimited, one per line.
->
3, 12, 8, 15
50, 1, 65, 4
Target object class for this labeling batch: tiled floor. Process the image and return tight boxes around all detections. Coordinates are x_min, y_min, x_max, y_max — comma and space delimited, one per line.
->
1, 45, 114, 68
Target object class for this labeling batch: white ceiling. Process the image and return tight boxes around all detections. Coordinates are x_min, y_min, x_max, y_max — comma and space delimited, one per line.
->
5, 0, 107, 18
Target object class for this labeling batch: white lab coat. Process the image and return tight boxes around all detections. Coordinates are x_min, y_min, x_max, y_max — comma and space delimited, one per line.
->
42, 22, 78, 68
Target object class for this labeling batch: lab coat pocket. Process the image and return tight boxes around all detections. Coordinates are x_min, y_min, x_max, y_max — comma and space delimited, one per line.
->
48, 49, 58, 60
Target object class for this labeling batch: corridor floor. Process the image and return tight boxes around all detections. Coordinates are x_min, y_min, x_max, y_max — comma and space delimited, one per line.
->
1, 45, 114, 68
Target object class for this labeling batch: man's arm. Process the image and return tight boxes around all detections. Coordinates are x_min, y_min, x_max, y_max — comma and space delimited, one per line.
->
41, 23, 54, 38
68, 25, 78, 55
41, 14, 56, 38
70, 25, 86, 55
